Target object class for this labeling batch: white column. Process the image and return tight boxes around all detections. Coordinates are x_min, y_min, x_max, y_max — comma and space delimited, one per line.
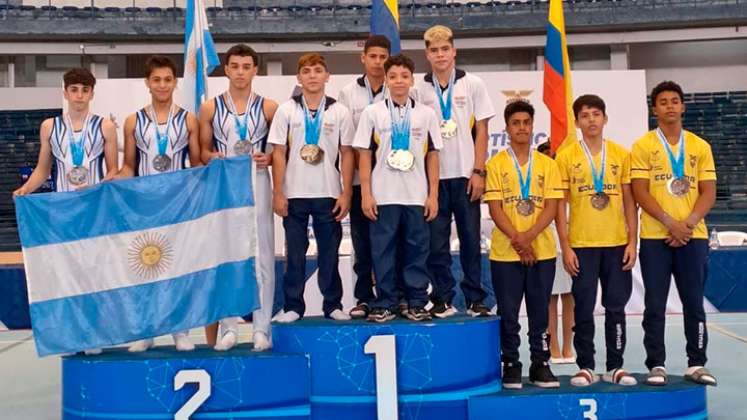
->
610, 44, 629, 70
91, 61, 109, 79
536, 53, 544, 71
266, 60, 283, 76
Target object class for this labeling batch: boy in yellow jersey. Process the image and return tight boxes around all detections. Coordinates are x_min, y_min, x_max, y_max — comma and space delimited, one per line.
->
631, 81, 717, 387
556, 95, 638, 387
485, 100, 563, 389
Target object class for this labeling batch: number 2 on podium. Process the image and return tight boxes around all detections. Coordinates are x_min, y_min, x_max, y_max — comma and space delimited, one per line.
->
173, 369, 211, 420
365, 335, 399, 420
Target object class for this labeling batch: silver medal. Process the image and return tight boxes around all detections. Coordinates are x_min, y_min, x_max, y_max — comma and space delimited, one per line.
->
668, 177, 690, 196
300, 144, 323, 165
516, 199, 535, 216
440, 119, 458, 139
152, 154, 172, 172
233, 140, 253, 156
386, 149, 415, 172
67, 166, 89, 186
590, 192, 610, 210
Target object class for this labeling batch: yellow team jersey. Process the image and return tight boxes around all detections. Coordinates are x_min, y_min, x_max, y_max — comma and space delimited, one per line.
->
556, 139, 631, 248
630, 130, 717, 240
484, 149, 564, 262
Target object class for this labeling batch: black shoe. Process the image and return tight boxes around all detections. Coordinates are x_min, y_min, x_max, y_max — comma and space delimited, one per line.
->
466, 302, 491, 318
349, 303, 370, 319
398, 302, 409, 318
529, 361, 560, 388
406, 307, 432, 322
368, 308, 396, 323
430, 301, 457, 318
502, 362, 523, 389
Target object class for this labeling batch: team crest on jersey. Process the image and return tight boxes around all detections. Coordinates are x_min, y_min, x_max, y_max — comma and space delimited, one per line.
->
611, 164, 619, 176
689, 154, 697, 168
572, 163, 583, 175
650, 150, 661, 162
537, 174, 545, 189
128, 232, 173, 280
501, 171, 510, 185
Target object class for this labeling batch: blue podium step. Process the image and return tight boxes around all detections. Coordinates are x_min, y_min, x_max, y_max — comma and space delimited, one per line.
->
273, 316, 501, 420
62, 345, 310, 420
468, 374, 707, 420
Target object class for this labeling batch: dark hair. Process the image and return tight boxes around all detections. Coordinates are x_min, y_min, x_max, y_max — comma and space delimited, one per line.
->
384, 54, 415, 74
364, 35, 391, 54
573, 94, 606, 119
650, 80, 684, 105
145, 55, 177, 78
503, 100, 535, 124
63, 68, 96, 89
224, 44, 260, 67
537, 141, 551, 155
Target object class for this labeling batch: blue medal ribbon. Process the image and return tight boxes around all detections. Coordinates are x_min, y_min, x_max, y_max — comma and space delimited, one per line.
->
579, 139, 606, 194
388, 99, 411, 151
302, 96, 326, 146
432, 69, 455, 121
656, 128, 685, 179
507, 146, 534, 200
148, 105, 173, 156
65, 114, 91, 167
227, 91, 260, 142
363, 76, 386, 106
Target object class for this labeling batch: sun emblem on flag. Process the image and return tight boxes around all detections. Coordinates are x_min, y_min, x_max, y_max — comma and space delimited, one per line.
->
128, 232, 173, 279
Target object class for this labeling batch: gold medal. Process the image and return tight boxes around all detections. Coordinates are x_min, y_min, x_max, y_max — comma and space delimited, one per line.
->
516, 199, 535, 216
440, 119, 458, 139
300, 144, 323, 165
667, 177, 690, 196
590, 192, 610, 210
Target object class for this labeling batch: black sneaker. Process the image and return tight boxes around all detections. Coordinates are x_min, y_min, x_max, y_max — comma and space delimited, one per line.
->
529, 361, 560, 388
502, 362, 523, 389
430, 301, 457, 318
368, 308, 396, 323
466, 302, 491, 317
349, 303, 370, 319
398, 302, 409, 318
406, 307, 432, 322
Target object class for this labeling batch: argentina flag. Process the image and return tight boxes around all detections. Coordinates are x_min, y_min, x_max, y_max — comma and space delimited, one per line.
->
15, 158, 258, 356
183, 0, 220, 114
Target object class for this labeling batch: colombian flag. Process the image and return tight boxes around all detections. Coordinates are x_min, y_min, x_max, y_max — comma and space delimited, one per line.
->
543, 0, 576, 153
371, 0, 401, 54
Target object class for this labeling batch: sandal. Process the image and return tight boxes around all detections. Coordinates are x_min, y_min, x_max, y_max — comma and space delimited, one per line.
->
645, 366, 668, 386
604, 368, 637, 386
684, 366, 717, 386
570, 368, 598, 387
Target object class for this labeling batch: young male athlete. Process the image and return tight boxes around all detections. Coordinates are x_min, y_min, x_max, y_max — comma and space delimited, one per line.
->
14, 68, 118, 356
199, 44, 278, 352
354, 54, 442, 323
631, 81, 717, 386
556, 94, 638, 386
415, 25, 494, 318
119, 55, 201, 352
485, 100, 562, 389
269, 53, 355, 323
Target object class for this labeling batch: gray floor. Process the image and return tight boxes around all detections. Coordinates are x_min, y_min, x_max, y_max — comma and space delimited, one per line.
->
0, 313, 745, 419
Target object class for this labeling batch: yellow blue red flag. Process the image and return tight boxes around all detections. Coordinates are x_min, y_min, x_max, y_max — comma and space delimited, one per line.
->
543, 0, 576, 152
371, 0, 401, 54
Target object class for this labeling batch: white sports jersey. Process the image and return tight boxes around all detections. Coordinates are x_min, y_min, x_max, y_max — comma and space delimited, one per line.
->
211, 92, 271, 157
49, 114, 107, 192
353, 98, 443, 206
268, 94, 355, 200
133, 106, 190, 176
414, 69, 495, 180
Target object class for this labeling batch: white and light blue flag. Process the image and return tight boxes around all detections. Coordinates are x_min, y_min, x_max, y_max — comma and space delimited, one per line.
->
183, 0, 220, 114
15, 158, 258, 356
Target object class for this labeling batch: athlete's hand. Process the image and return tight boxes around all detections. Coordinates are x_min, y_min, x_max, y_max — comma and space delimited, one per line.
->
12, 185, 30, 197
208, 151, 225, 162
519, 246, 537, 266
665, 219, 692, 246
273, 191, 288, 218
333, 192, 351, 222
466, 174, 485, 202
424, 193, 439, 222
664, 235, 687, 247
253, 152, 272, 169
562, 245, 580, 277
622, 242, 637, 271
511, 231, 534, 255
362, 192, 378, 221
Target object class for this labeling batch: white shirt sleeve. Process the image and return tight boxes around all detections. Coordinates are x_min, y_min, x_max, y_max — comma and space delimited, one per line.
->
427, 108, 444, 151
337, 104, 355, 147
337, 84, 350, 109
267, 102, 290, 146
353, 106, 374, 150
471, 75, 496, 122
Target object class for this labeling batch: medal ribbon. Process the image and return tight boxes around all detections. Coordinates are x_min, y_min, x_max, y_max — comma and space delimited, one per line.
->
580, 139, 606, 194
388, 99, 412, 151
226, 91, 260, 143
65, 114, 91, 167
507, 146, 534, 201
302, 96, 326, 146
363, 76, 386, 105
656, 128, 686, 180
148, 105, 173, 156
432, 69, 455, 121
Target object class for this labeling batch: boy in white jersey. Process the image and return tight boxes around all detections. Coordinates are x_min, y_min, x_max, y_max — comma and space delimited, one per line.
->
119, 55, 201, 352
415, 25, 495, 318
199, 44, 278, 352
354, 54, 442, 322
14, 68, 118, 355
269, 53, 355, 323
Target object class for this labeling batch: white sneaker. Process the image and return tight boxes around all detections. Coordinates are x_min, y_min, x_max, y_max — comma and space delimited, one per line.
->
328, 309, 351, 321
83, 348, 102, 356
173, 333, 195, 352
274, 310, 301, 323
252, 331, 271, 352
214, 330, 238, 352
128, 339, 154, 353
